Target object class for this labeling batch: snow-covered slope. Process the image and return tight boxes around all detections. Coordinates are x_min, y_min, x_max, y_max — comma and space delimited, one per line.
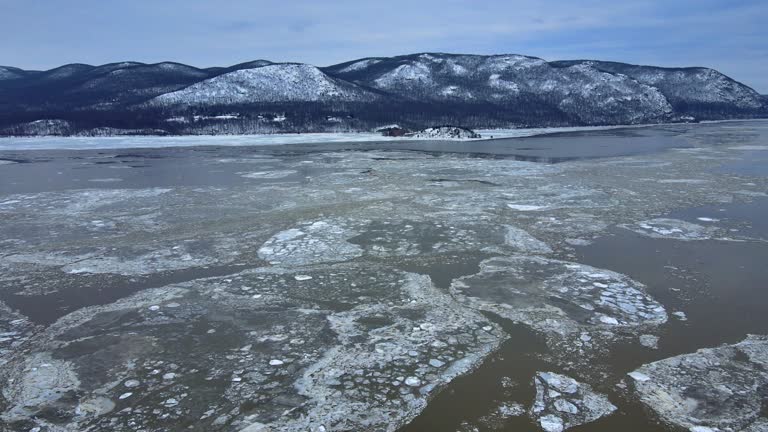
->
150, 63, 379, 106
0, 66, 26, 80
553, 63, 672, 123
39, 64, 95, 81
552, 60, 764, 110
220, 59, 273, 73
0, 62, 213, 110
73, 62, 210, 103
324, 53, 673, 124
1, 119, 74, 136
325, 53, 548, 101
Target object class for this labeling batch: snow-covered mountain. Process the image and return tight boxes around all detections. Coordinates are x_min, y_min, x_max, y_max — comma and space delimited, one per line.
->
150, 63, 379, 106
551, 60, 764, 110
72, 62, 210, 106
211, 59, 274, 75
0, 66, 26, 80
0, 53, 764, 136
322, 53, 756, 124
325, 53, 547, 101
0, 62, 212, 111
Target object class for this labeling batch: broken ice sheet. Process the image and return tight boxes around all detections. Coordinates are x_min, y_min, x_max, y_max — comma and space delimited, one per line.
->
531, 372, 616, 432
349, 219, 509, 257
240, 170, 297, 179
2, 235, 245, 277
0, 301, 38, 367
621, 218, 719, 241
638, 334, 659, 349
3, 124, 768, 431
262, 218, 545, 263
257, 219, 363, 265
503, 183, 615, 213
630, 335, 768, 432
450, 255, 666, 366
504, 225, 553, 254
1, 187, 173, 215
474, 401, 526, 430
0, 263, 504, 432
453, 256, 667, 333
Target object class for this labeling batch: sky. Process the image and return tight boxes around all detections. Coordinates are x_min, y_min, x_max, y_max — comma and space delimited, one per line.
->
2, 0, 767, 92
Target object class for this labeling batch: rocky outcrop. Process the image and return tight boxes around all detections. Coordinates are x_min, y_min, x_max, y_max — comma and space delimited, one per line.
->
407, 126, 481, 139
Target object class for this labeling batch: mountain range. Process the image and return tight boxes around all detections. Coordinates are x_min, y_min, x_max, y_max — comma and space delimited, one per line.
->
0, 53, 765, 136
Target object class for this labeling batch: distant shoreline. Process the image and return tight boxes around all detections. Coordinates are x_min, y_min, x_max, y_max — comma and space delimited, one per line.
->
1, 118, 766, 152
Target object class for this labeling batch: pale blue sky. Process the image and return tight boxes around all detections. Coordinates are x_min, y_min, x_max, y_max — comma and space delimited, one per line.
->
1, 0, 766, 91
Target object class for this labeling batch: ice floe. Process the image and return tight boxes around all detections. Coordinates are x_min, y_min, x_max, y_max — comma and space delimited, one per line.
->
0, 302, 37, 367
504, 225, 553, 254
507, 204, 547, 211
531, 372, 616, 432
452, 256, 667, 335
350, 220, 507, 257
729, 145, 768, 151
630, 335, 768, 431
474, 401, 527, 429
621, 218, 719, 241
639, 334, 660, 349
0, 263, 504, 432
258, 220, 362, 265
240, 170, 297, 179
4, 236, 241, 276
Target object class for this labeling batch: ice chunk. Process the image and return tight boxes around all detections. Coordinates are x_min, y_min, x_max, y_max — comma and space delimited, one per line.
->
452, 256, 667, 340
507, 204, 547, 211
627, 371, 650, 382
540, 414, 564, 432
631, 335, 768, 431
531, 372, 616, 431
639, 334, 659, 349
429, 359, 445, 368
241, 170, 297, 179
258, 220, 362, 266
404, 377, 422, 387
621, 218, 718, 241
505, 225, 553, 254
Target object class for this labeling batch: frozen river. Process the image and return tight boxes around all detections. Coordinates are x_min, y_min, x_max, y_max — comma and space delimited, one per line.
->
1, 120, 767, 431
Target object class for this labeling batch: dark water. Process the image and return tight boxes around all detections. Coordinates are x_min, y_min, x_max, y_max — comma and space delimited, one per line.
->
0, 149, 317, 194
240, 123, 695, 163
720, 149, 768, 177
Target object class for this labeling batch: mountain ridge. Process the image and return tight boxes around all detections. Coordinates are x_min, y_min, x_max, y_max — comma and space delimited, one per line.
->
0, 53, 765, 136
